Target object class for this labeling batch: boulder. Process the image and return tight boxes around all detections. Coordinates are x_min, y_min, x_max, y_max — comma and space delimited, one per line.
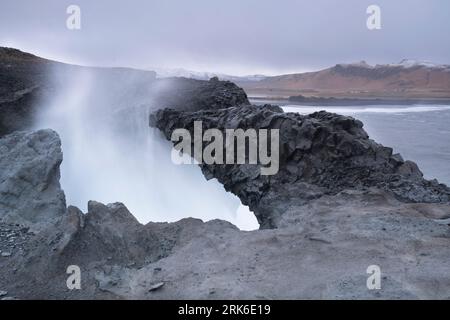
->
0, 129, 66, 231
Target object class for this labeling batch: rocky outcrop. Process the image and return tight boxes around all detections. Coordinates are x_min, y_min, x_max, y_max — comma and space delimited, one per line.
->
0, 48, 52, 136
153, 77, 249, 111
0, 86, 46, 136
0, 129, 66, 231
151, 104, 450, 228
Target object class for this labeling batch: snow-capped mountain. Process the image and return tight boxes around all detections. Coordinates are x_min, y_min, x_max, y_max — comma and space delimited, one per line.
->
149, 67, 267, 82
338, 59, 450, 70
392, 59, 450, 69
338, 59, 450, 69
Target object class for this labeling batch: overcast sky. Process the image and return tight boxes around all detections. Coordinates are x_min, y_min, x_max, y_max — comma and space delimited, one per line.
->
1, 0, 449, 75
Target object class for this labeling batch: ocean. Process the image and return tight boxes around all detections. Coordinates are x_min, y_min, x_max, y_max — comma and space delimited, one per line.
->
253, 100, 450, 186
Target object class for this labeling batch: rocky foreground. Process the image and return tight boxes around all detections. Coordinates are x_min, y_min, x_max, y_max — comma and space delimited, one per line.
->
0, 122, 449, 299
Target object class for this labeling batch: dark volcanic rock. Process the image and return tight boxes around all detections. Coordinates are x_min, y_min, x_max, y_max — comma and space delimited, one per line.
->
0, 86, 46, 136
0, 48, 50, 101
151, 104, 450, 228
0, 48, 52, 136
153, 76, 249, 111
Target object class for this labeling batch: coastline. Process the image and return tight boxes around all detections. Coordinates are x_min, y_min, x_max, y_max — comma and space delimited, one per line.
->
249, 95, 450, 106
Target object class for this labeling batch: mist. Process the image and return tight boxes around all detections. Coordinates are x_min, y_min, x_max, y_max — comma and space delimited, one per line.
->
32, 65, 259, 230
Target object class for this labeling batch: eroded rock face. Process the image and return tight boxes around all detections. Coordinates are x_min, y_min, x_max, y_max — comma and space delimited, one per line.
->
0, 129, 66, 231
0, 48, 53, 137
151, 105, 450, 228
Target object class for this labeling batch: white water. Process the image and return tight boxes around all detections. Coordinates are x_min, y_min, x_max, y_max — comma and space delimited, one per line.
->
282, 105, 450, 115
33, 67, 259, 230
281, 104, 450, 186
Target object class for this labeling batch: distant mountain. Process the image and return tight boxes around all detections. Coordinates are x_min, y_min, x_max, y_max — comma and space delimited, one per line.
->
239, 60, 450, 99
150, 66, 267, 82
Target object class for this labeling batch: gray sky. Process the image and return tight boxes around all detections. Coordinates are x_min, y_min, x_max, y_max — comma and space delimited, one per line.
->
1, 0, 449, 75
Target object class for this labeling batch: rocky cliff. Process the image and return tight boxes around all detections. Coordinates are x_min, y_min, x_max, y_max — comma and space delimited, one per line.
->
151, 105, 450, 228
